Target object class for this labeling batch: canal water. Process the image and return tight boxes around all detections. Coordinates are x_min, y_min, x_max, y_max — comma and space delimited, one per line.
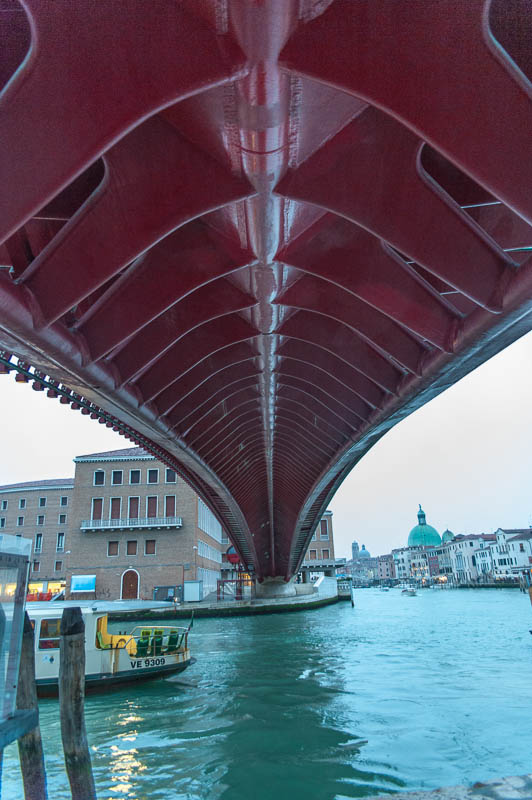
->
3, 589, 532, 799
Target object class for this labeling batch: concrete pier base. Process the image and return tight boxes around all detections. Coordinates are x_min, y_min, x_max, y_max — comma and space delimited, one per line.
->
255, 577, 297, 599
367, 774, 532, 799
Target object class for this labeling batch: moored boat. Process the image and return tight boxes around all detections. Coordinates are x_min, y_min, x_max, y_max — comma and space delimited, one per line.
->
30, 603, 194, 696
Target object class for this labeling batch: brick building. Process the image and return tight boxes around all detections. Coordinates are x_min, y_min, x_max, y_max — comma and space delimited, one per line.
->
0, 478, 74, 594
66, 447, 225, 601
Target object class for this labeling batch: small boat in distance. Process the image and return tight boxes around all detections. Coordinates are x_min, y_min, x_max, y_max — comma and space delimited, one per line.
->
29, 603, 194, 696
401, 588, 417, 596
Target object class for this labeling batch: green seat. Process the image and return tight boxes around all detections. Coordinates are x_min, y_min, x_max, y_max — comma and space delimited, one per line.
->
97, 631, 111, 650
140, 628, 152, 639
165, 631, 179, 653
151, 634, 163, 657
135, 637, 150, 658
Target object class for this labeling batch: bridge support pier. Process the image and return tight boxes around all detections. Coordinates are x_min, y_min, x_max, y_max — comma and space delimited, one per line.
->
255, 577, 297, 599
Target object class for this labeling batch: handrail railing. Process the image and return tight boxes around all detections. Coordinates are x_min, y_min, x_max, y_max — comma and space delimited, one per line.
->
81, 516, 183, 529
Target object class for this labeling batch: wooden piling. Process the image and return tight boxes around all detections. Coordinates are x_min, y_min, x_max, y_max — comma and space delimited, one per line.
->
16, 611, 48, 800
59, 607, 96, 800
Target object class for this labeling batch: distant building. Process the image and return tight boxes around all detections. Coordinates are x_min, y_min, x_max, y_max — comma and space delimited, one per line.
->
351, 540, 360, 560
0, 478, 74, 595
377, 553, 395, 581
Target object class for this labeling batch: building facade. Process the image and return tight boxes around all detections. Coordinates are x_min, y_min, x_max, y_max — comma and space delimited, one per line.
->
0, 478, 74, 594
66, 447, 224, 601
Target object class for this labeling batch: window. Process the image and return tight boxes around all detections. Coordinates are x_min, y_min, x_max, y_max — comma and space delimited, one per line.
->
38, 618, 60, 649
111, 470, 123, 486
110, 498, 121, 520
108, 541, 119, 557
322, 548, 330, 559
37, 515, 44, 526
19, 498, 26, 509
32, 560, 40, 572
39, 497, 46, 507
93, 470, 105, 486
520, 543, 525, 552
128, 497, 140, 519
147, 496, 157, 517
17, 516, 24, 526
165, 468, 176, 483
198, 498, 223, 543
60, 496, 68, 506
91, 498, 103, 520
198, 540, 222, 563
165, 495, 176, 517
147, 469, 159, 484
309, 549, 317, 560
129, 469, 141, 485
0, 518, 6, 529
127, 540, 137, 556
34, 533, 43, 552
320, 519, 329, 539
145, 539, 156, 555
55, 561, 63, 572
56, 532, 64, 552
1, 500, 7, 510
58, 513, 67, 524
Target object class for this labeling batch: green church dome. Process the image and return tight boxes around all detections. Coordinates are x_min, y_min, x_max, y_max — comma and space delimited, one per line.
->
408, 505, 442, 547
441, 529, 454, 544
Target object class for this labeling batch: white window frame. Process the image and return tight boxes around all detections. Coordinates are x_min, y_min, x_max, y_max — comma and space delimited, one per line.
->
32, 560, 40, 573
91, 497, 104, 520
165, 468, 177, 484
39, 497, 47, 508
56, 532, 65, 552
17, 516, 24, 527
144, 539, 157, 556
36, 515, 45, 526
126, 540, 138, 557
129, 469, 141, 485
60, 496, 68, 506
58, 513, 67, 524
0, 518, 5, 529
34, 533, 43, 553
146, 495, 158, 517
1, 500, 7, 510
128, 496, 140, 518
93, 470, 105, 487
111, 470, 123, 486
147, 468, 159, 485
54, 560, 63, 572
164, 494, 176, 517
109, 497, 122, 519
19, 498, 26, 509
107, 541, 119, 558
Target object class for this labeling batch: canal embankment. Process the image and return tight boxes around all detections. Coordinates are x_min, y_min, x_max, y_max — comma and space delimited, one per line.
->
109, 575, 340, 621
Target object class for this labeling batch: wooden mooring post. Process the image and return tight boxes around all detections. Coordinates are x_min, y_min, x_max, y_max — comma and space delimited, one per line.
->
16, 611, 48, 800
59, 606, 96, 800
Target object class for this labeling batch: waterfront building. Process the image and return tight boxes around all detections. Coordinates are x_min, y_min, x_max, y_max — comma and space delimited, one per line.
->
377, 553, 395, 581
506, 530, 532, 581
392, 547, 412, 581
444, 534, 496, 584
66, 447, 225, 601
0, 478, 74, 595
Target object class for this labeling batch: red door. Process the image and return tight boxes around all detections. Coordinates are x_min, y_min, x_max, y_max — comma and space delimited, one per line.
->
121, 570, 139, 600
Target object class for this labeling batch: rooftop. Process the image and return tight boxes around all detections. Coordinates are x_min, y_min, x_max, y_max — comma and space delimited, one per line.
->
506, 531, 532, 542
0, 478, 74, 492
74, 446, 153, 462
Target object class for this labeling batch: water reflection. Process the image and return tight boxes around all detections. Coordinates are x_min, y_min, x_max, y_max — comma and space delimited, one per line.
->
2, 589, 532, 799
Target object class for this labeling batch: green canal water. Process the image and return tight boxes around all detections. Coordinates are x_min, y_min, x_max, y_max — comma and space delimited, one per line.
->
3, 589, 532, 799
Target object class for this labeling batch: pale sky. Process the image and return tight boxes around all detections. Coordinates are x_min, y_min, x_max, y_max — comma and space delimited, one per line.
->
2, 331, 532, 561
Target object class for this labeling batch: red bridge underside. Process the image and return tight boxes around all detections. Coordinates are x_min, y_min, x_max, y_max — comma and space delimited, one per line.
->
1, 0, 532, 580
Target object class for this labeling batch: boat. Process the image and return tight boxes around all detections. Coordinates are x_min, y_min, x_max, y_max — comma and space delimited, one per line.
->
401, 588, 417, 596
29, 603, 194, 696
